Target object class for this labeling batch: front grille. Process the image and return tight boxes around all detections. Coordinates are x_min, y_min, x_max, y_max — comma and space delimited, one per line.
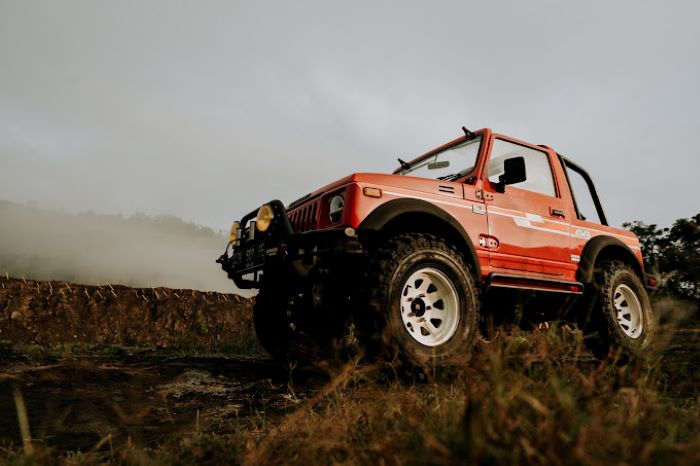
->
288, 202, 319, 232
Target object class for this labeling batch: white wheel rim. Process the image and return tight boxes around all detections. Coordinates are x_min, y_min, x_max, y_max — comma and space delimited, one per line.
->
399, 267, 460, 347
613, 284, 644, 339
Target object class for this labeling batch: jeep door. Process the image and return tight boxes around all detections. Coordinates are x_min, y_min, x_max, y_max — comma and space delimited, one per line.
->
482, 136, 573, 277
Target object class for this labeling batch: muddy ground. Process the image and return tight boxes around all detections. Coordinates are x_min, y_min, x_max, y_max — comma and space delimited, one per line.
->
1, 277, 699, 459
0, 277, 309, 455
0, 351, 327, 454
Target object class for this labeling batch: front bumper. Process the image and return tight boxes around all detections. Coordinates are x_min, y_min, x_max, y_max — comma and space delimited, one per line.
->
216, 200, 365, 289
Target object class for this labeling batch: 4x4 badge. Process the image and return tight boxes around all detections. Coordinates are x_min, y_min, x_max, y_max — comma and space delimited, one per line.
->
472, 204, 485, 215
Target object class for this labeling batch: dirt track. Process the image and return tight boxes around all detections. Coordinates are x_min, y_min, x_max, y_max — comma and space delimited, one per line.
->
0, 277, 326, 454
0, 353, 325, 453
1, 277, 699, 456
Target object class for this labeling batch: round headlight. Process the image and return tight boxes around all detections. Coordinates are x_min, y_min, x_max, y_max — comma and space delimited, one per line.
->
255, 204, 274, 232
329, 195, 344, 224
229, 221, 241, 243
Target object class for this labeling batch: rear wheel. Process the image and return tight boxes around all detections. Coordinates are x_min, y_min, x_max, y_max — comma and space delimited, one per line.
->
582, 260, 655, 360
359, 233, 479, 369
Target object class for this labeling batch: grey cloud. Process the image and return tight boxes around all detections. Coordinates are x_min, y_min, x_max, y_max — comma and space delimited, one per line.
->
1, 0, 698, 234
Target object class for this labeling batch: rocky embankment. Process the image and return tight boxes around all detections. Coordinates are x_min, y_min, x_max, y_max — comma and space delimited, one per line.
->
0, 276, 254, 351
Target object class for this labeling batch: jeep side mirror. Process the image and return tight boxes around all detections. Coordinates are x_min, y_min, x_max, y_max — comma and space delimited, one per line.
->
496, 156, 526, 193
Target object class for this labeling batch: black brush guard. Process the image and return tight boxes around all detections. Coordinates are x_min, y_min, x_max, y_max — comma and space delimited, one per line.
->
217, 200, 365, 289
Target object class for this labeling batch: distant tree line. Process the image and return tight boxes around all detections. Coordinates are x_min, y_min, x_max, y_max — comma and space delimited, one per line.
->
624, 213, 700, 301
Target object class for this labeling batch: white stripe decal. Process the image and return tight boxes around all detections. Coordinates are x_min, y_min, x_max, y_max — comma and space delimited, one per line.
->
488, 209, 524, 220
488, 208, 568, 229
512, 217, 571, 236
378, 190, 640, 249
489, 205, 568, 226
525, 213, 544, 223
382, 190, 476, 210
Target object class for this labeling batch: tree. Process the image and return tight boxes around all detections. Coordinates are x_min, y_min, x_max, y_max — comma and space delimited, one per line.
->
624, 214, 700, 301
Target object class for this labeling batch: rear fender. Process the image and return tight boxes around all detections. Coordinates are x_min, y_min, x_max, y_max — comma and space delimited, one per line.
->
577, 235, 643, 283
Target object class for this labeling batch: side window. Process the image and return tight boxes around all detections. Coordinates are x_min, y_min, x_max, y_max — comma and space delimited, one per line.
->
487, 139, 556, 197
565, 164, 603, 224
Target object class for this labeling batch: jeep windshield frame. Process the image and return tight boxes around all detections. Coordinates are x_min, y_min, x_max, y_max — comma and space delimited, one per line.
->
395, 135, 483, 181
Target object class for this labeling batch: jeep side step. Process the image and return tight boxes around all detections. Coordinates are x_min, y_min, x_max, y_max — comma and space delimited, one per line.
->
486, 273, 584, 295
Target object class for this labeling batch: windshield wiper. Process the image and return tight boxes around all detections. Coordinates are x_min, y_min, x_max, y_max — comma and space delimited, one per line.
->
438, 166, 474, 181
398, 158, 411, 171
437, 173, 461, 181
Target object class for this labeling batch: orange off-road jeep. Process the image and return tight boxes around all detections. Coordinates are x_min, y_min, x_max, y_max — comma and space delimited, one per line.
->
218, 127, 656, 367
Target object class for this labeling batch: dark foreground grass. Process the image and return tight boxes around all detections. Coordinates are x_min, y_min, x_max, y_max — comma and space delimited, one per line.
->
240, 326, 700, 466
2, 324, 700, 466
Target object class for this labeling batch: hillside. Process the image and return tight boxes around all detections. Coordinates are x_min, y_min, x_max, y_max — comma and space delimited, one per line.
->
0, 200, 241, 294
0, 276, 256, 351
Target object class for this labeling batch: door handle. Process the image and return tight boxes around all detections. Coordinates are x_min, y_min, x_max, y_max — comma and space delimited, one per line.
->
550, 208, 566, 218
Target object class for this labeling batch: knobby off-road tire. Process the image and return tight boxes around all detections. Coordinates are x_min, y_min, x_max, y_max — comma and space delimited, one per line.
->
360, 233, 480, 370
253, 286, 294, 362
582, 260, 655, 361
253, 272, 355, 365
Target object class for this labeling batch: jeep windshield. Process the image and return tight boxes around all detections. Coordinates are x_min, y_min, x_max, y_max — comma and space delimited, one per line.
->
397, 136, 482, 181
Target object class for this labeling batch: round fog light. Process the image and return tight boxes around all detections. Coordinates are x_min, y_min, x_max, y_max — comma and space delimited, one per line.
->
255, 204, 274, 232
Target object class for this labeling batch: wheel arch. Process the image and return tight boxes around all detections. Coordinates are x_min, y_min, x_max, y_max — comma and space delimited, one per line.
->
357, 198, 481, 279
577, 235, 643, 284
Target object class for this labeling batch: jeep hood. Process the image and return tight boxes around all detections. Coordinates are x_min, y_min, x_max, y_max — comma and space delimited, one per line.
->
287, 172, 462, 210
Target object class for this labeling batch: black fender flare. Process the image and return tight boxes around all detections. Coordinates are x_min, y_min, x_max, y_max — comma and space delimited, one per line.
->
358, 197, 481, 278
577, 235, 643, 284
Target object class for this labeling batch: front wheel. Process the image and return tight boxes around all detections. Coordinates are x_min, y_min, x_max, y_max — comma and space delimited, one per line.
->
252, 286, 294, 361
253, 270, 355, 365
359, 233, 479, 369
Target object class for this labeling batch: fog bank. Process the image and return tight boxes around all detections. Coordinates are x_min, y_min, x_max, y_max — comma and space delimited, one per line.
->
0, 200, 242, 294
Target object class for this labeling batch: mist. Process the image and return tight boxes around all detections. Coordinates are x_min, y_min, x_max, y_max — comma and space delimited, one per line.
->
0, 200, 243, 294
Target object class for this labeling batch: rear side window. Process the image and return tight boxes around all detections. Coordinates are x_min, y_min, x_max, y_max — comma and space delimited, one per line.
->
565, 163, 603, 224
487, 139, 556, 197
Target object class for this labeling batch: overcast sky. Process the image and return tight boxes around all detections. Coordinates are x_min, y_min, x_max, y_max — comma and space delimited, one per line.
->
1, 0, 698, 230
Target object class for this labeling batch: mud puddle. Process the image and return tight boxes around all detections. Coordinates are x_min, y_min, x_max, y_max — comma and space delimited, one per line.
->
0, 355, 327, 453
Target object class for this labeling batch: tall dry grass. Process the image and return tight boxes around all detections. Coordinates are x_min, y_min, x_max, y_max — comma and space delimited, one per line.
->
3, 324, 699, 465
239, 325, 700, 466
